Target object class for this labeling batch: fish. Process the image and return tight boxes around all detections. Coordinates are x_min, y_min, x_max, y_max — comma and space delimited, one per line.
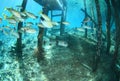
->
83, 26, 91, 29
5, 18, 17, 24
25, 22, 34, 26
2, 13, 8, 19
18, 29, 24, 33
21, 12, 27, 17
11, 31, 19, 38
4, 16, 18, 24
2, 30, 9, 36
37, 23, 44, 28
4, 7, 11, 11
4, 8, 22, 19
4, 8, 24, 22
16, 17, 25, 22
20, 12, 28, 20
41, 20, 53, 28
62, 21, 70, 25
83, 17, 90, 23
76, 27, 85, 32
57, 40, 68, 47
40, 12, 59, 28
20, 27, 36, 34
10, 22, 17, 27
40, 12, 51, 21
11, 11, 22, 19
116, 64, 120, 69
3, 25, 11, 30
52, 22, 59, 26
20, 27, 29, 31
25, 11, 38, 19
81, 63, 92, 71
0, 25, 11, 31
25, 28, 36, 33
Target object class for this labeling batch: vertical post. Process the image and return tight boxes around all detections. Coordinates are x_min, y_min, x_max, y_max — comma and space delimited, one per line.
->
111, 0, 120, 62
16, 0, 28, 80
37, 7, 49, 62
93, 0, 102, 72
91, 6, 96, 38
105, 0, 111, 55
111, 0, 120, 80
16, 0, 28, 60
60, 6, 66, 35
84, 0, 88, 38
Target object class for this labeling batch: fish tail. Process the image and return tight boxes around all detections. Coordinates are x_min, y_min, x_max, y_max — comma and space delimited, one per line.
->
4, 8, 7, 11
2, 13, 7, 19
39, 11, 43, 15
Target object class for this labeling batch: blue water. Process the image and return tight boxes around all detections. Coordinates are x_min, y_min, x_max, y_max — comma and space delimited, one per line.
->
0, 0, 118, 81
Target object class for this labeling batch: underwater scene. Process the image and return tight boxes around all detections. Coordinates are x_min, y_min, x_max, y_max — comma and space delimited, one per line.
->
0, 0, 120, 81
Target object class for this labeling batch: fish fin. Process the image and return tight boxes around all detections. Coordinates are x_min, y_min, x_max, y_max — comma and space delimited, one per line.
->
39, 11, 43, 15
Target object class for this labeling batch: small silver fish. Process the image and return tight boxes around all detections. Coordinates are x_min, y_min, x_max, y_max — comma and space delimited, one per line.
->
20, 27, 36, 34
52, 22, 59, 26
2, 30, 9, 36
5, 8, 22, 19
11, 31, 19, 38
2, 12, 24, 24
41, 20, 53, 28
62, 21, 70, 25
76, 27, 85, 32
3, 25, 11, 30
25, 11, 38, 19
25, 28, 36, 33
21, 12, 26, 16
37, 23, 44, 28
57, 40, 68, 47
7, 18, 18, 24
25, 22, 34, 26
40, 12, 51, 21
83, 26, 91, 29
83, 17, 90, 23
